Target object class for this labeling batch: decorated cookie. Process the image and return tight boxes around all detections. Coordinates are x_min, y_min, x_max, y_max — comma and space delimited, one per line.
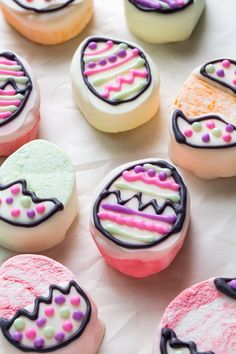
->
169, 59, 236, 178
0, 51, 40, 156
70, 36, 160, 133
0, 254, 104, 354
90, 159, 189, 278
153, 276, 236, 353
0, 139, 77, 252
0, 0, 93, 45
124, 0, 205, 43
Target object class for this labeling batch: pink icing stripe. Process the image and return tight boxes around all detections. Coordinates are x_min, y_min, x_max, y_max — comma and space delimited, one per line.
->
0, 70, 24, 77
102, 69, 148, 98
0, 89, 16, 95
0, 111, 12, 119
0, 59, 17, 66
84, 41, 114, 56
98, 211, 170, 234
84, 48, 140, 77
122, 171, 180, 191
0, 100, 21, 106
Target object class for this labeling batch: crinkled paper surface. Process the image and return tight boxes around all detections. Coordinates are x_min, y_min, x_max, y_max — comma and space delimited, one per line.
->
0, 0, 236, 353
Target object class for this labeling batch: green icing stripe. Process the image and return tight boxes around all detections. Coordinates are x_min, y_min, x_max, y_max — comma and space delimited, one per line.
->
0, 105, 18, 112
143, 163, 172, 176
0, 76, 29, 84
113, 82, 147, 100
114, 181, 180, 202
84, 43, 128, 63
0, 65, 22, 71
0, 94, 24, 100
92, 58, 146, 87
104, 223, 156, 243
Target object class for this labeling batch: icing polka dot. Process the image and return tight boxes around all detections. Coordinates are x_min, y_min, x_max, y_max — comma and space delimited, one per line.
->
202, 133, 210, 143
55, 332, 65, 342
99, 59, 107, 66
192, 122, 202, 132
44, 306, 55, 317
88, 42, 97, 50
87, 61, 96, 69
216, 69, 225, 77
222, 60, 231, 68
62, 321, 73, 332
233, 78, 236, 86
43, 326, 55, 339
212, 128, 222, 138
158, 172, 167, 181
59, 307, 71, 319
14, 318, 25, 331
70, 295, 81, 306
34, 338, 45, 349
223, 134, 232, 143
205, 64, 215, 74
229, 279, 236, 289
134, 165, 145, 173
6, 197, 14, 205
55, 295, 66, 305
147, 169, 156, 177
25, 328, 37, 340
184, 129, 193, 138
73, 311, 84, 321
225, 124, 234, 133
27, 210, 36, 219
36, 317, 47, 328
108, 55, 117, 63
20, 196, 31, 208
206, 121, 215, 129
11, 186, 20, 195
11, 208, 21, 218
118, 49, 127, 58
36, 204, 46, 214
12, 332, 23, 342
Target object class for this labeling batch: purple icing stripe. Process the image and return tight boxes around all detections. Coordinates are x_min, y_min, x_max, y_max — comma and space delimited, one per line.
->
101, 203, 177, 224
133, 0, 187, 9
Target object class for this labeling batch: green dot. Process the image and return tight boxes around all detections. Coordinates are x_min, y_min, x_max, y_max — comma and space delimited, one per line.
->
60, 307, 71, 319
205, 64, 215, 74
20, 196, 31, 208
14, 318, 25, 331
175, 351, 184, 354
212, 127, 222, 138
43, 326, 55, 339
192, 122, 202, 132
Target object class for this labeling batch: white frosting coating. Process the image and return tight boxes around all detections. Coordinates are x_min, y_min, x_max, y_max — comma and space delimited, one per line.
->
90, 158, 190, 277
0, 52, 39, 144
71, 37, 160, 133
0, 0, 93, 45
124, 0, 205, 43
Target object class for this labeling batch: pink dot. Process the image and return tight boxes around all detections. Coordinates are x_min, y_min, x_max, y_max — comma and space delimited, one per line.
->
11, 208, 21, 218
62, 321, 73, 332
36, 204, 46, 214
133, 48, 139, 55
223, 134, 232, 143
25, 328, 36, 340
45, 307, 55, 317
206, 121, 215, 129
233, 78, 236, 86
11, 186, 20, 195
70, 295, 81, 306
0, 199, 2, 205
183, 129, 193, 138
222, 59, 231, 68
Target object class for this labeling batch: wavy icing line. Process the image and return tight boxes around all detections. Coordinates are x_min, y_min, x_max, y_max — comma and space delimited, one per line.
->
104, 223, 157, 243
102, 69, 148, 98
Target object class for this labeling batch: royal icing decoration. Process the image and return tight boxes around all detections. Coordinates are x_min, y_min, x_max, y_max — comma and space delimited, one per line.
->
81, 37, 151, 105
214, 277, 236, 300
172, 110, 236, 149
200, 59, 236, 95
0, 180, 63, 227
12, 0, 75, 12
0, 52, 32, 127
0, 281, 91, 352
93, 161, 187, 249
160, 328, 214, 354
128, 0, 193, 12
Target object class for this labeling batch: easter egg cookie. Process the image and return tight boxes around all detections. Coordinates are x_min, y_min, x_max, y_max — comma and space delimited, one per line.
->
90, 159, 189, 278
0, 0, 93, 45
170, 59, 236, 178
0, 254, 104, 354
0, 139, 77, 252
153, 276, 236, 353
71, 36, 160, 132
0, 51, 40, 156
124, 0, 205, 43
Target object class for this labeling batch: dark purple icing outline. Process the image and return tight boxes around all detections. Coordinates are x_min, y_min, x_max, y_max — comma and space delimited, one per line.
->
172, 109, 236, 149
0, 280, 91, 352
160, 328, 214, 354
200, 59, 236, 95
12, 0, 75, 13
81, 37, 152, 106
93, 160, 187, 250
0, 179, 63, 227
0, 51, 32, 128
128, 0, 193, 13
214, 277, 236, 300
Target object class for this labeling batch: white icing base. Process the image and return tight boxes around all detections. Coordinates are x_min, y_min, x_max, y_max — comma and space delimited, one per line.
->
0, 52, 40, 144
90, 158, 190, 277
124, 0, 205, 44
70, 37, 160, 133
0, 0, 93, 45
